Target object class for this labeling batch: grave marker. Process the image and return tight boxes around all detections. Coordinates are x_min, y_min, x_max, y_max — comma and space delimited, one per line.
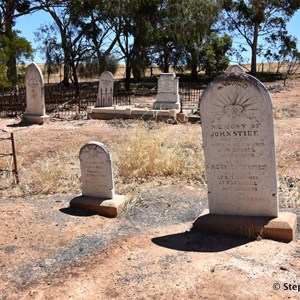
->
153, 73, 180, 109
192, 66, 297, 242
22, 63, 49, 124
96, 71, 114, 107
80, 141, 114, 199
201, 68, 278, 217
70, 141, 127, 217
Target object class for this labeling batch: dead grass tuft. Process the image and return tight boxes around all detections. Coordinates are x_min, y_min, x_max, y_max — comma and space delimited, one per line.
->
112, 121, 206, 185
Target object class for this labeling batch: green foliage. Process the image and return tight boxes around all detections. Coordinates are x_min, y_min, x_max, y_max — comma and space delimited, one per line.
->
78, 55, 119, 78
224, 0, 300, 74
199, 33, 232, 75
0, 30, 33, 86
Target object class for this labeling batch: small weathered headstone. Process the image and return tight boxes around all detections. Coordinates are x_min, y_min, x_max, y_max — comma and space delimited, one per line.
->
70, 141, 127, 217
96, 71, 114, 107
22, 63, 49, 124
80, 141, 114, 198
192, 66, 297, 242
153, 73, 180, 109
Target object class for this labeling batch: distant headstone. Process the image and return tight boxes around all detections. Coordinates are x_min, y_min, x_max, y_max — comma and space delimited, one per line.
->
225, 65, 246, 74
22, 63, 49, 124
70, 141, 127, 217
80, 141, 114, 199
96, 71, 114, 107
201, 70, 278, 217
153, 73, 180, 110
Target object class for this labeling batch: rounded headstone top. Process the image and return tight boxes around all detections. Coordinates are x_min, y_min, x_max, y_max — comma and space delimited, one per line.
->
79, 141, 111, 160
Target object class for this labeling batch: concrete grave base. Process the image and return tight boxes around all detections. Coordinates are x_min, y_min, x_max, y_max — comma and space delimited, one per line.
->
87, 106, 178, 121
70, 194, 128, 218
22, 113, 50, 125
191, 209, 297, 242
153, 101, 180, 110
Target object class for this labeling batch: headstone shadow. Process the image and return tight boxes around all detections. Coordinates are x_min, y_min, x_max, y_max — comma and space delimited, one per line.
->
59, 206, 98, 217
7, 120, 35, 128
152, 230, 252, 253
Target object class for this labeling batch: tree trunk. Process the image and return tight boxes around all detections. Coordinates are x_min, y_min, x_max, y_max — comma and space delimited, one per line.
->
125, 61, 131, 91
251, 22, 259, 75
163, 52, 169, 73
191, 47, 198, 81
6, 34, 18, 85
5, 1, 18, 85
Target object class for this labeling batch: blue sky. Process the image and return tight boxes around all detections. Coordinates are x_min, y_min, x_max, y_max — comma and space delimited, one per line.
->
15, 8, 300, 63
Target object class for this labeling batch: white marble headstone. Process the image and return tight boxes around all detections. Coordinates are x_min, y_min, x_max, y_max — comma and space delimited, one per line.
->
200, 71, 278, 217
96, 71, 114, 107
80, 141, 114, 199
153, 73, 180, 109
25, 63, 46, 115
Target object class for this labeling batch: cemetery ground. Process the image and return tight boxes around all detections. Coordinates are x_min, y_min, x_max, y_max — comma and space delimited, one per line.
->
0, 79, 299, 299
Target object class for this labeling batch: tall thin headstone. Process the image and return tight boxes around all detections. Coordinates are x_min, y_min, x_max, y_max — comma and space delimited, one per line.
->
153, 73, 180, 109
96, 71, 114, 107
22, 63, 49, 124
70, 141, 127, 217
192, 66, 297, 242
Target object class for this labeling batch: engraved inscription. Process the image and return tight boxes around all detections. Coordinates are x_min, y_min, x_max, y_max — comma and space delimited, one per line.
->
80, 142, 114, 199
201, 73, 278, 216
25, 63, 45, 115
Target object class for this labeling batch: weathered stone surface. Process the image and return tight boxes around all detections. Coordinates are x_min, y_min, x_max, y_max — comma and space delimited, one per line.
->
96, 71, 114, 107
153, 73, 180, 109
22, 63, 49, 124
71, 141, 128, 217
70, 195, 128, 218
200, 72, 278, 217
80, 141, 114, 199
192, 209, 297, 242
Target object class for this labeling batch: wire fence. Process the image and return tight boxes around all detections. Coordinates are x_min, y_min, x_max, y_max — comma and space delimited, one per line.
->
0, 81, 204, 119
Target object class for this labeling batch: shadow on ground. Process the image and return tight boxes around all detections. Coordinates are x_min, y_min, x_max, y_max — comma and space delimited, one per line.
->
152, 231, 252, 252
60, 206, 99, 217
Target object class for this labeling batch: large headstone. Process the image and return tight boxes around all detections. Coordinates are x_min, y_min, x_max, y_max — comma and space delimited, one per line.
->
96, 71, 114, 107
201, 68, 278, 217
153, 73, 180, 110
192, 66, 297, 242
22, 63, 49, 124
70, 141, 127, 217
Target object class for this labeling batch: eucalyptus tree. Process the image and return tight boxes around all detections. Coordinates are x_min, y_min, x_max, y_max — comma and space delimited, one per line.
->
39, 0, 121, 87
150, 0, 224, 78
0, 0, 34, 84
0, 0, 63, 84
112, 0, 159, 90
223, 0, 300, 75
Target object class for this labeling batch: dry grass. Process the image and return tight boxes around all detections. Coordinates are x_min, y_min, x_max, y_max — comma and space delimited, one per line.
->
112, 121, 205, 183
1, 121, 206, 199
276, 145, 300, 208
1, 120, 298, 209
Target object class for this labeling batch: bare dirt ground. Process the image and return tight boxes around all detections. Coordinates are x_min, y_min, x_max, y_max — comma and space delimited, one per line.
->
0, 79, 299, 300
